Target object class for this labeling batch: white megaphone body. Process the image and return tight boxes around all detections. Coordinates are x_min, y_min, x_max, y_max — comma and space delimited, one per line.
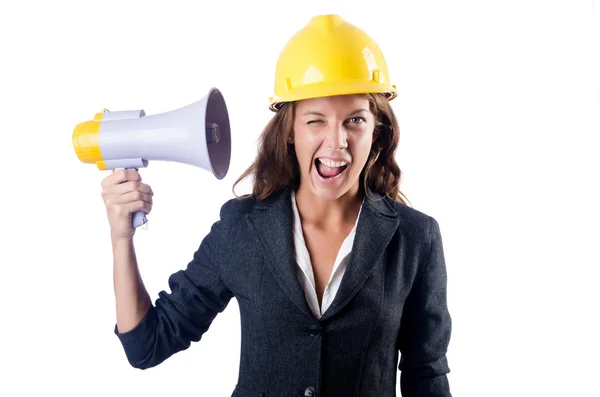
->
72, 87, 231, 229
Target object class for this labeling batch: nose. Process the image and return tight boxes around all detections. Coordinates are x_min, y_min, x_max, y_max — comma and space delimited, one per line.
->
324, 123, 348, 150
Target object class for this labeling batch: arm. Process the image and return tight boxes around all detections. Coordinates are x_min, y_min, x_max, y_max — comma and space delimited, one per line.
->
112, 236, 152, 335
397, 216, 452, 396
113, 204, 234, 369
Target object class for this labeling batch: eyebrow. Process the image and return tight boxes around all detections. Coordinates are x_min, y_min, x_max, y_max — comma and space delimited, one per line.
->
301, 109, 369, 117
347, 109, 369, 117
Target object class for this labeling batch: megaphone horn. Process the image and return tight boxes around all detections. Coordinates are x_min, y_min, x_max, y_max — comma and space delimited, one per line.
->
72, 87, 231, 229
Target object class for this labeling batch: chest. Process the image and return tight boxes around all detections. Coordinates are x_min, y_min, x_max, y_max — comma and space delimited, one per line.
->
301, 226, 352, 300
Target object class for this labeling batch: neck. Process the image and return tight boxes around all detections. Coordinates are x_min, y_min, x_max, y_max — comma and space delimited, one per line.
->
295, 183, 364, 230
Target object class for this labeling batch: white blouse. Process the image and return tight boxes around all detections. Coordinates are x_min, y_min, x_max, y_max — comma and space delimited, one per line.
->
290, 191, 363, 319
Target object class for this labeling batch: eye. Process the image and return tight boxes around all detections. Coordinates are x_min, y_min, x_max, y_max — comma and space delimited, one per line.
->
307, 120, 323, 125
347, 117, 366, 124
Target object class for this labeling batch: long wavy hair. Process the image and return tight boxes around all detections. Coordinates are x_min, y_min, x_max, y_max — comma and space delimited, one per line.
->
232, 93, 411, 207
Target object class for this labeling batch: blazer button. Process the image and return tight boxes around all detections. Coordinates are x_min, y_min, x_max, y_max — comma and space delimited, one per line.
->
304, 386, 316, 396
302, 325, 322, 338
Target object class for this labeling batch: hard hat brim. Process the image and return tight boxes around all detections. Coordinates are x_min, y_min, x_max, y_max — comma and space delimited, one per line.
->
268, 81, 397, 112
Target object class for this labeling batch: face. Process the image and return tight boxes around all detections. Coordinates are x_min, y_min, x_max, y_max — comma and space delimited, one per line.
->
291, 94, 376, 201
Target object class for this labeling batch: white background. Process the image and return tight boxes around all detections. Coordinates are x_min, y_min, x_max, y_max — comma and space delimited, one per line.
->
0, 1, 598, 396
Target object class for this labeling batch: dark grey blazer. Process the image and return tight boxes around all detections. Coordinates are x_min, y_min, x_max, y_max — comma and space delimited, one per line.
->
114, 187, 452, 397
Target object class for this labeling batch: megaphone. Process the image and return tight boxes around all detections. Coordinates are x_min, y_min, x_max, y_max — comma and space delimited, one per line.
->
72, 87, 231, 229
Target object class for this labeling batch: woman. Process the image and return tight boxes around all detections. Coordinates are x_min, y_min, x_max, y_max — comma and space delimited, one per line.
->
102, 14, 452, 397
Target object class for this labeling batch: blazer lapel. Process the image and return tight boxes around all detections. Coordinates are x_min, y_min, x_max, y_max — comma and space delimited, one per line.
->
320, 190, 399, 322
245, 187, 400, 323
245, 188, 315, 320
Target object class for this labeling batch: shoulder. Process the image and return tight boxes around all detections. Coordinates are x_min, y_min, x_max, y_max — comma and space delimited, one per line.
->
217, 188, 288, 220
388, 197, 437, 223
379, 196, 442, 240
218, 195, 260, 220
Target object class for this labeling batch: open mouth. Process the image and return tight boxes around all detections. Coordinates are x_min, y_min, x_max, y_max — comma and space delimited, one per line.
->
315, 158, 349, 179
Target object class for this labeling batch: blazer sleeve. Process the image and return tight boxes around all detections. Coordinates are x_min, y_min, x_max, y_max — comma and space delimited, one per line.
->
113, 202, 235, 370
397, 216, 452, 396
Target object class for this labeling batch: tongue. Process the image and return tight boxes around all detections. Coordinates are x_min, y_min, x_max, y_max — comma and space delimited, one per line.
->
317, 162, 344, 178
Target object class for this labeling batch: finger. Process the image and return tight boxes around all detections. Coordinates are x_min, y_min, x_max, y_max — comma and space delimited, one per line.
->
110, 200, 152, 218
124, 199, 152, 215
104, 181, 152, 198
120, 180, 152, 195
100, 169, 141, 189
101, 173, 114, 189
110, 190, 153, 206
114, 169, 142, 184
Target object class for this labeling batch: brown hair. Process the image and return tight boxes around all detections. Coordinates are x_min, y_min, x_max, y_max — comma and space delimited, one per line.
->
232, 93, 412, 207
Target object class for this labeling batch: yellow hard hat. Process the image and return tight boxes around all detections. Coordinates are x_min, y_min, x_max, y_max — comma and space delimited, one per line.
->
268, 14, 397, 112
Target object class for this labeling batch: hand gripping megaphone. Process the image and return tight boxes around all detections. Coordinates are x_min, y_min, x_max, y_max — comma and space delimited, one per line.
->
72, 87, 231, 229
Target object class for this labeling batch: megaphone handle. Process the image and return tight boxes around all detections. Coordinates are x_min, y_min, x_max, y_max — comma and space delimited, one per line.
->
131, 209, 148, 229
115, 167, 148, 229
